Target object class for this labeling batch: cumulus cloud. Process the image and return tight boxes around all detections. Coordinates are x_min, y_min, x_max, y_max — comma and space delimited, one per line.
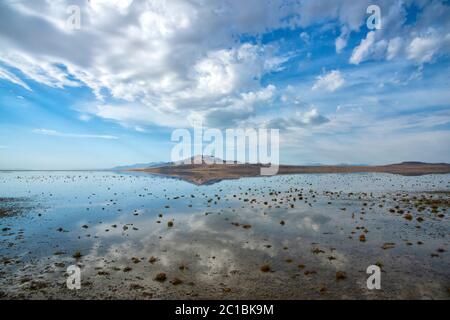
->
76, 84, 278, 129
0, 0, 295, 129
1, 0, 449, 133
296, 0, 370, 31
33, 129, 118, 140
200, 84, 277, 128
266, 108, 329, 129
406, 33, 450, 64
350, 31, 376, 65
407, 37, 437, 63
0, 0, 401, 130
348, 1, 450, 65
387, 37, 403, 60
312, 70, 345, 92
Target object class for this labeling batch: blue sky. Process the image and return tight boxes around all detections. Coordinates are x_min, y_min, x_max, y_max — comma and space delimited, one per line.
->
0, 0, 449, 169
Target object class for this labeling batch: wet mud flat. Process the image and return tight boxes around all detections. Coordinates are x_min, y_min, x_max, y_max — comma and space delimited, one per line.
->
0, 197, 34, 218
0, 172, 449, 299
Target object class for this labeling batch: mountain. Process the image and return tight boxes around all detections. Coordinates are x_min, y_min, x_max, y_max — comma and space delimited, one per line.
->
398, 161, 449, 166
111, 155, 228, 171
130, 160, 450, 185
111, 162, 169, 170
173, 155, 228, 165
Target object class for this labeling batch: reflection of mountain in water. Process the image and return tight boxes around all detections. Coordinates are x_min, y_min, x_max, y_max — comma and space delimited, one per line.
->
126, 157, 450, 185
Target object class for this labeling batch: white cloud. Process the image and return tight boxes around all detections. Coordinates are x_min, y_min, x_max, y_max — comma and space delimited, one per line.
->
0, 1, 293, 128
191, 44, 270, 98
300, 32, 310, 44
349, 31, 376, 65
75, 103, 186, 129
297, 0, 370, 31
240, 84, 276, 104
196, 85, 277, 128
0, 67, 31, 91
407, 34, 443, 64
33, 129, 118, 140
76, 84, 277, 130
387, 37, 403, 60
0, 53, 80, 89
349, 31, 388, 65
335, 36, 348, 54
335, 27, 349, 53
312, 70, 345, 92
0, 0, 407, 130
346, 1, 450, 65
1, 0, 449, 134
266, 108, 329, 129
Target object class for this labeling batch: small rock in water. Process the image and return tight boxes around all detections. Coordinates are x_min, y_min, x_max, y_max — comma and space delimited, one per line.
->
304, 270, 317, 276
381, 242, 396, 250
130, 284, 144, 290
170, 278, 183, 285
312, 247, 325, 254
154, 272, 167, 282
336, 271, 347, 281
131, 257, 141, 264
260, 264, 271, 272
431, 253, 439, 258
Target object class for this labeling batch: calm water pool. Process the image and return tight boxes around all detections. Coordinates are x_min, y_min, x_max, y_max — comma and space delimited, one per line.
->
0, 172, 449, 299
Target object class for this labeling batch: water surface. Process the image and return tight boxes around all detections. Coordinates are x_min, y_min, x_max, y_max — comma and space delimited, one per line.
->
0, 171, 449, 299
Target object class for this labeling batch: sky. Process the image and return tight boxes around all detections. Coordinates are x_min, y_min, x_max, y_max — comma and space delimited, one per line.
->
0, 0, 449, 170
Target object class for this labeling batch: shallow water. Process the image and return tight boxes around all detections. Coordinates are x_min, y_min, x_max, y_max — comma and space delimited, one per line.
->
0, 171, 449, 299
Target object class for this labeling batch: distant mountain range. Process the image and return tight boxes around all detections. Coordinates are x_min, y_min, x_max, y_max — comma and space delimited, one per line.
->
173, 155, 226, 165
127, 159, 450, 185
111, 155, 229, 170
111, 162, 170, 170
112, 157, 447, 171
